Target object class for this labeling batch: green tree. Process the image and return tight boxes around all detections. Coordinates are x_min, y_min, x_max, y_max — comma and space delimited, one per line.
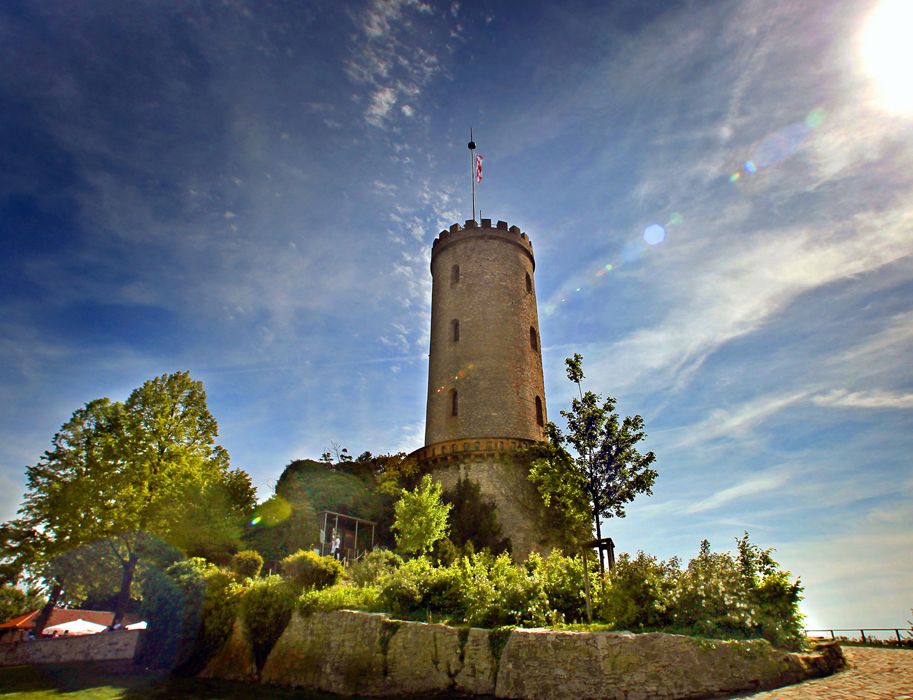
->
0, 584, 44, 623
536, 354, 657, 573
391, 475, 452, 556
1, 372, 255, 629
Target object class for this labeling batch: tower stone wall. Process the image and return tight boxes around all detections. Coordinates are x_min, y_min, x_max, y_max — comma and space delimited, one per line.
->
414, 218, 555, 559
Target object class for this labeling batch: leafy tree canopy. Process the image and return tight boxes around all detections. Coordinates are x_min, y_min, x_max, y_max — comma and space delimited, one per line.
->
529, 354, 657, 570
392, 475, 452, 556
0, 371, 255, 628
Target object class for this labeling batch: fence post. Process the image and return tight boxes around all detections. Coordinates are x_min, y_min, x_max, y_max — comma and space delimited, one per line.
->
896, 629, 902, 642
860, 629, 866, 643
830, 630, 835, 640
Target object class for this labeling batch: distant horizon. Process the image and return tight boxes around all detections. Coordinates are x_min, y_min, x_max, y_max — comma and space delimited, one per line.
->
2, 0, 911, 629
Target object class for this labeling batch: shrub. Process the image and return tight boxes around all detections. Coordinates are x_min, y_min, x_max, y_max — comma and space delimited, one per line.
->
673, 540, 751, 638
231, 550, 264, 579
241, 575, 297, 670
281, 549, 344, 590
298, 584, 381, 614
526, 550, 592, 624
600, 551, 679, 629
138, 557, 242, 672
377, 556, 464, 619
348, 548, 402, 588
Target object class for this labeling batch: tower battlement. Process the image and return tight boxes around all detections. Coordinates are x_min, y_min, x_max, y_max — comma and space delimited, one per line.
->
431, 219, 534, 269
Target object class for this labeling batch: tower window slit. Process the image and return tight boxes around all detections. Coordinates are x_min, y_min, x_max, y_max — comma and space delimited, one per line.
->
535, 396, 544, 426
452, 319, 460, 342
451, 264, 460, 285
530, 326, 538, 352
450, 389, 458, 417
525, 272, 532, 293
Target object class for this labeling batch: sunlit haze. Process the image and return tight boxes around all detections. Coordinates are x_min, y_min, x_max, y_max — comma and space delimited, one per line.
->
1, 0, 911, 631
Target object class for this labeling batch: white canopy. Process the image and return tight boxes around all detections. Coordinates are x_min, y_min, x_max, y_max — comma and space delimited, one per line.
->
43, 618, 108, 636
125, 620, 147, 630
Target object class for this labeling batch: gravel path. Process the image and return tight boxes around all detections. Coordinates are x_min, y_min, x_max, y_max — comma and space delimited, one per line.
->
725, 647, 913, 699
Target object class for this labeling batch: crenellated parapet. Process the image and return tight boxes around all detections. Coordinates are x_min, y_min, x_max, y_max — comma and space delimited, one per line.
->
431, 219, 535, 270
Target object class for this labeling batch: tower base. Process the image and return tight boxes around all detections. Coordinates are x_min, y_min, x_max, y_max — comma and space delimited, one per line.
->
410, 439, 568, 560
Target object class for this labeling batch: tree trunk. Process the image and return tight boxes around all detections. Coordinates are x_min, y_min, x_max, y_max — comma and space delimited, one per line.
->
112, 552, 139, 627
594, 513, 605, 575
33, 579, 63, 636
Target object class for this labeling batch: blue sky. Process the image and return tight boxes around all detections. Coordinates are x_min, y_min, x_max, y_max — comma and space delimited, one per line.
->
2, 0, 911, 630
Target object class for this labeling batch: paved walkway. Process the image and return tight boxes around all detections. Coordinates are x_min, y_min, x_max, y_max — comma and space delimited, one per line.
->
727, 647, 913, 699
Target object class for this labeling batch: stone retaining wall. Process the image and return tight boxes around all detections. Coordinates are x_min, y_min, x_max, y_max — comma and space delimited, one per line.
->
202, 610, 845, 699
0, 630, 143, 667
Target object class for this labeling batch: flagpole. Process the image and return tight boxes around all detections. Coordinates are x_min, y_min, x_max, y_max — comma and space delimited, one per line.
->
468, 128, 476, 222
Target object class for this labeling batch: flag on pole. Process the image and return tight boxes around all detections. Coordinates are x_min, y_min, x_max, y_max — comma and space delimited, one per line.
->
475, 154, 484, 183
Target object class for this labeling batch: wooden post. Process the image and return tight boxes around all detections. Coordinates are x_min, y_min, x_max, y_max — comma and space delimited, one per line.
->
581, 546, 593, 624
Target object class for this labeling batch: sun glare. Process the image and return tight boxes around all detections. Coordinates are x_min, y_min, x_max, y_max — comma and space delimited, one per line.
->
859, 0, 913, 115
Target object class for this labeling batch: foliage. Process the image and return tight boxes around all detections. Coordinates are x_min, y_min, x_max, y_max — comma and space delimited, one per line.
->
240, 575, 297, 671
601, 551, 679, 630
297, 584, 381, 614
347, 548, 402, 588
599, 535, 805, 649
135, 566, 184, 668
377, 556, 465, 618
391, 475, 452, 556
137, 557, 239, 671
280, 550, 344, 590
375, 550, 592, 628
0, 584, 44, 623
373, 452, 422, 496
536, 354, 657, 571
1, 372, 256, 627
443, 478, 511, 555
231, 550, 263, 580
245, 457, 391, 566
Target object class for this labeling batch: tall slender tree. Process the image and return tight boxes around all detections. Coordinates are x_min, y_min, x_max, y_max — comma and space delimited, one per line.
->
531, 354, 657, 573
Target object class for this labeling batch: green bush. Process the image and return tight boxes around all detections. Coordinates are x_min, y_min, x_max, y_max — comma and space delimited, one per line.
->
600, 551, 679, 629
347, 548, 402, 587
240, 575, 297, 670
457, 552, 545, 627
298, 584, 381, 614
377, 556, 464, 619
526, 550, 592, 624
281, 549, 344, 590
138, 557, 242, 672
231, 550, 263, 579
673, 541, 751, 638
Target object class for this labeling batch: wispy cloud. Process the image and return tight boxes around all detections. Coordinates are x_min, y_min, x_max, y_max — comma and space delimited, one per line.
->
345, 0, 452, 127
812, 389, 913, 410
685, 467, 793, 514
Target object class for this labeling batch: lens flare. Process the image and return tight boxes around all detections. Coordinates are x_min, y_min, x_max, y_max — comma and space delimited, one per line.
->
667, 212, 684, 227
250, 516, 262, 526
730, 172, 741, 182
804, 108, 826, 129
643, 224, 666, 246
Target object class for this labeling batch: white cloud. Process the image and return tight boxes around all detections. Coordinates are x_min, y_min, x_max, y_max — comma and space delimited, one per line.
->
366, 87, 398, 126
672, 391, 810, 449
812, 389, 913, 410
685, 467, 793, 514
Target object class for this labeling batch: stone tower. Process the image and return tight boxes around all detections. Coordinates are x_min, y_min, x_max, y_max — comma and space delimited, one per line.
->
411, 218, 553, 558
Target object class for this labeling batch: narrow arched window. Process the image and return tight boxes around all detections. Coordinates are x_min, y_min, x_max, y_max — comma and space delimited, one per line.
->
535, 396, 544, 426
450, 389, 458, 417
530, 326, 538, 352
452, 319, 460, 342
525, 272, 532, 294
451, 264, 460, 286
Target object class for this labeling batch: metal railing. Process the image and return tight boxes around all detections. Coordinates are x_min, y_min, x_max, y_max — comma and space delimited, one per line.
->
804, 628, 912, 643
